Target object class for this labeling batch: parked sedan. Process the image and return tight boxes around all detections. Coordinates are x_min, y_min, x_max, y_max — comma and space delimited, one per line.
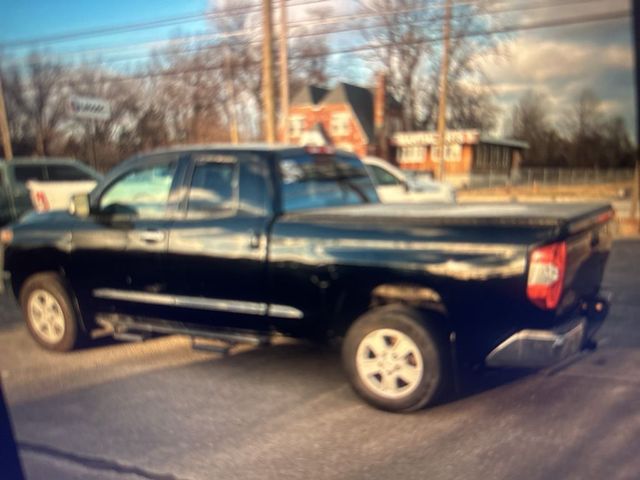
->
0, 157, 102, 226
363, 156, 456, 203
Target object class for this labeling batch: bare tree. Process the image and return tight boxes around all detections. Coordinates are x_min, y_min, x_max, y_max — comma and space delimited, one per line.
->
446, 83, 498, 132
358, 0, 438, 129
508, 89, 634, 168
508, 90, 566, 166
358, 0, 502, 130
3, 53, 67, 155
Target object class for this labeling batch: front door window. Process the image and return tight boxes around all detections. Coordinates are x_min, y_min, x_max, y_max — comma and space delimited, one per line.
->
99, 163, 177, 219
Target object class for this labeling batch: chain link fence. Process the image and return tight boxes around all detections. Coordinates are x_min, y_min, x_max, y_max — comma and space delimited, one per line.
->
468, 168, 635, 188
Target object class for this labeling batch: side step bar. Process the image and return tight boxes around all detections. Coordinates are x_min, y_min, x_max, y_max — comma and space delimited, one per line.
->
95, 314, 272, 350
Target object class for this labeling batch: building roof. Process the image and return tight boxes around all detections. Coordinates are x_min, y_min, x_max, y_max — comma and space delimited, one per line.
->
322, 83, 375, 142
291, 85, 329, 106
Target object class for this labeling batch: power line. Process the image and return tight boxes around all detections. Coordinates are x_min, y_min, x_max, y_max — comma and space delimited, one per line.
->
2, 0, 460, 62
54, 9, 629, 89
0, 0, 329, 49
4, 0, 612, 70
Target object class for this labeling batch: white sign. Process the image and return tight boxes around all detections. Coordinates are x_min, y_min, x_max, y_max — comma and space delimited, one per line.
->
69, 96, 111, 121
392, 129, 479, 147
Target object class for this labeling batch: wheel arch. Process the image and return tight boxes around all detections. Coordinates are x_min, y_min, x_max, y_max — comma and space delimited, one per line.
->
8, 248, 68, 299
329, 281, 453, 337
8, 249, 89, 334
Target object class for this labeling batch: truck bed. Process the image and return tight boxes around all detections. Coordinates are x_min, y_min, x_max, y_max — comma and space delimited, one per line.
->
286, 202, 613, 230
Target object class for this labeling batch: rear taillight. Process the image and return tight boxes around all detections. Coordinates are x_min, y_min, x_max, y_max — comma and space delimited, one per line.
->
527, 241, 567, 310
30, 190, 50, 212
0, 228, 12, 246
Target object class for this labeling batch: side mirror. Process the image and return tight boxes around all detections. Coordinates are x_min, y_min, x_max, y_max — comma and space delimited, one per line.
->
69, 193, 90, 218
402, 181, 411, 193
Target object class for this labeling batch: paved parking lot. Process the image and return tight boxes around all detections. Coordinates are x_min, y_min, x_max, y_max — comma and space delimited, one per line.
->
1, 240, 639, 480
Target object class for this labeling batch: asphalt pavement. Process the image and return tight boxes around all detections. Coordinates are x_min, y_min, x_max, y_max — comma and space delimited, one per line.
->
1, 240, 639, 480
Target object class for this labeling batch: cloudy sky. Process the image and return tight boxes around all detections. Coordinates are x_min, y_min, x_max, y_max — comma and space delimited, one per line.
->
1, 0, 636, 139
479, 0, 635, 137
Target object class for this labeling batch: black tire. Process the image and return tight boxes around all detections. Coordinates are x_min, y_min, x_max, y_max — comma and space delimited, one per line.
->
342, 304, 451, 412
19, 272, 84, 352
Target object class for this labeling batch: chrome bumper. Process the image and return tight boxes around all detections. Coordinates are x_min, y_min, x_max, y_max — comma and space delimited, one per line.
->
486, 318, 588, 369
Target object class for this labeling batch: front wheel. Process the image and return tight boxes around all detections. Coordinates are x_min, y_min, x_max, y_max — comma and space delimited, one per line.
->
342, 305, 450, 412
20, 272, 84, 352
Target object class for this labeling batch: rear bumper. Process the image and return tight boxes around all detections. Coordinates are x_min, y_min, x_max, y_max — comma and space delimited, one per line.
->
485, 293, 610, 369
486, 317, 590, 368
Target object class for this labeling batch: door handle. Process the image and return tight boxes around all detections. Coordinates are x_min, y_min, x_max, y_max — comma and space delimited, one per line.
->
132, 229, 166, 244
249, 231, 261, 250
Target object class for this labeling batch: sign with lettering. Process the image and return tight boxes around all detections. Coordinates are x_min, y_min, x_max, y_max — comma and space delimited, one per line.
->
392, 130, 479, 147
69, 96, 111, 121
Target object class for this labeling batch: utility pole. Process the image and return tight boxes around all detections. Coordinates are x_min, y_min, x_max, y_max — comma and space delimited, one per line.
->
278, 0, 290, 144
436, 0, 452, 181
631, 0, 640, 229
262, 0, 276, 143
0, 76, 13, 160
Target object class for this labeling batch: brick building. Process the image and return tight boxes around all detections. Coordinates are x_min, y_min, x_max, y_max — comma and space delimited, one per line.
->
283, 76, 402, 157
392, 129, 528, 187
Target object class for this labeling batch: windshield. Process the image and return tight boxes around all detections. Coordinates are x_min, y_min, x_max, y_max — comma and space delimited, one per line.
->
278, 152, 379, 212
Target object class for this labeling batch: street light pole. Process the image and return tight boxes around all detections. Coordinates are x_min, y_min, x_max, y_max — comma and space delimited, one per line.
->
436, 0, 452, 181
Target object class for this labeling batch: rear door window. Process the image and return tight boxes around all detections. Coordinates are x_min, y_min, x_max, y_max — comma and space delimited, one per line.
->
187, 154, 238, 218
13, 165, 46, 184
47, 164, 95, 181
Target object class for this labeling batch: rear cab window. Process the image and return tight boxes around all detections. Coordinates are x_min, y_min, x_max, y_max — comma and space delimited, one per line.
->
369, 164, 402, 186
46, 164, 96, 181
12, 165, 46, 185
278, 150, 379, 212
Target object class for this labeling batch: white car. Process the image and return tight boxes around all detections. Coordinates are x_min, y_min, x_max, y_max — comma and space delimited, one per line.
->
1, 158, 102, 224
362, 156, 456, 203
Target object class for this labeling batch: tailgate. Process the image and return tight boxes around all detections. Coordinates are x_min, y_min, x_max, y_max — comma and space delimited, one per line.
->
560, 205, 614, 312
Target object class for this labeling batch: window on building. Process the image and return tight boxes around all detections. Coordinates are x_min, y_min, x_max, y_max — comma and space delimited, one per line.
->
432, 144, 462, 163
289, 116, 305, 138
330, 113, 351, 137
398, 146, 425, 165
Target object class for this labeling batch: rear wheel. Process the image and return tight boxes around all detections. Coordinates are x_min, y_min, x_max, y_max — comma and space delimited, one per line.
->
20, 273, 84, 352
342, 305, 450, 412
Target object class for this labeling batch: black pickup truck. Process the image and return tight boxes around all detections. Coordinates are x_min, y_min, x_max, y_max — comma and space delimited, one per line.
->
0, 146, 613, 411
